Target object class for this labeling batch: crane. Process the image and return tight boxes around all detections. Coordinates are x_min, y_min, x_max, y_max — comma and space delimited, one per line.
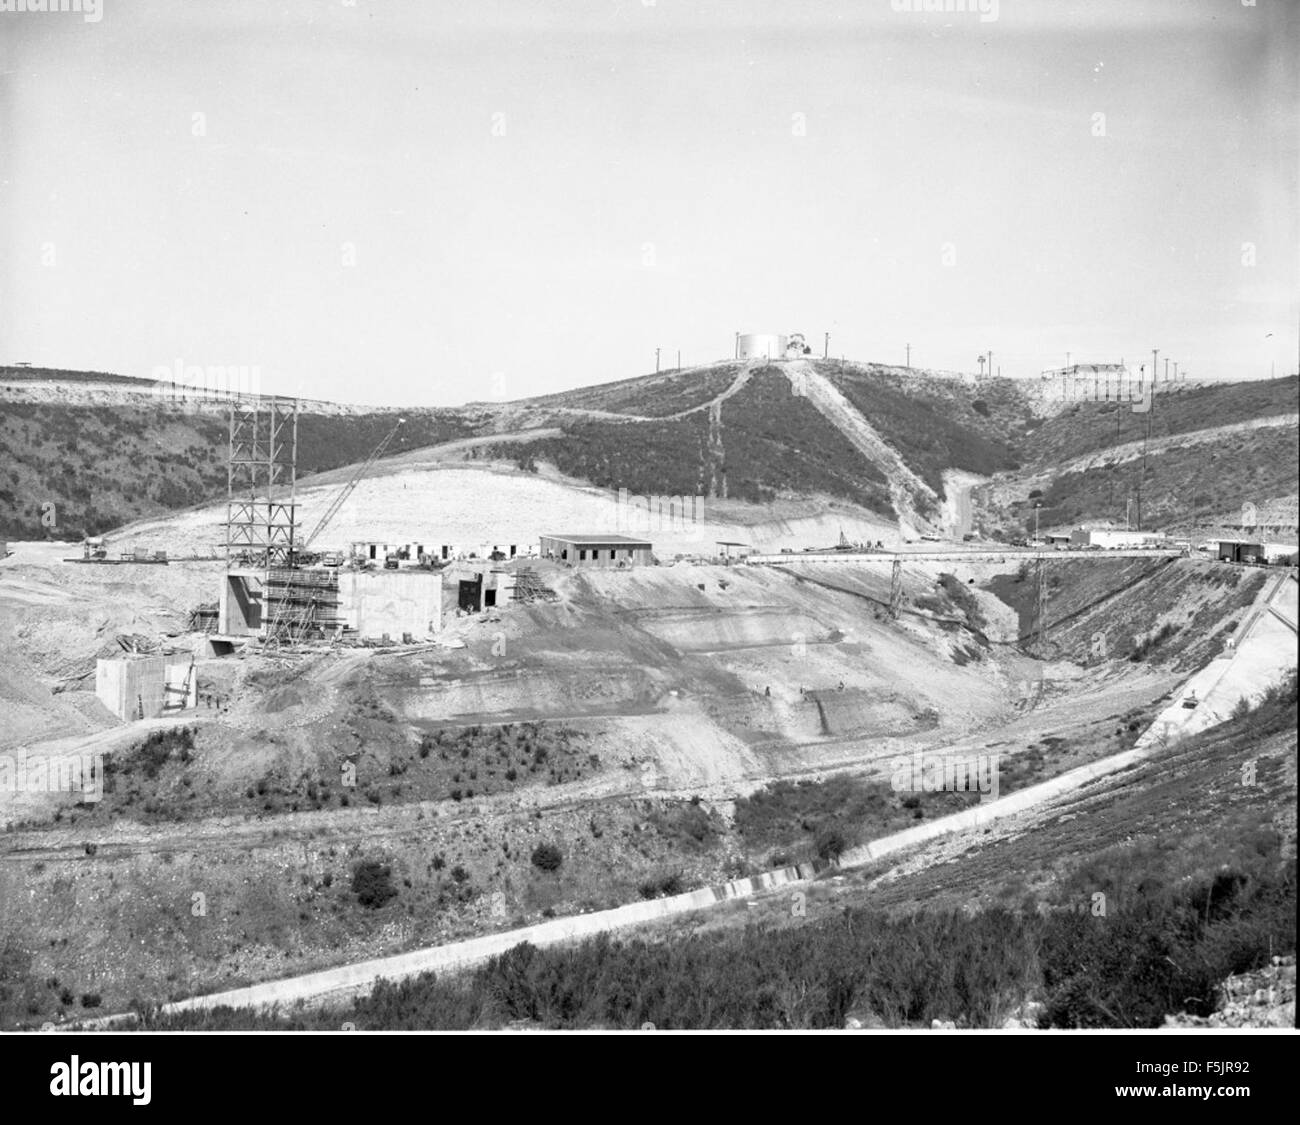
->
302, 416, 405, 551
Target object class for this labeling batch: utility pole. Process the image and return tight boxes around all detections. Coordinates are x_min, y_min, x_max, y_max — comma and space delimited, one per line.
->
906, 343, 911, 368
734, 332, 739, 360
977, 355, 985, 378
1173, 361, 1178, 381
823, 332, 829, 360
987, 350, 993, 378
1034, 502, 1041, 541
1164, 356, 1169, 383
655, 347, 660, 373
1066, 351, 1071, 368
677, 349, 681, 371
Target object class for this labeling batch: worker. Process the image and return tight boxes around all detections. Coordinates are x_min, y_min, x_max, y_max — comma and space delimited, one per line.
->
765, 685, 771, 697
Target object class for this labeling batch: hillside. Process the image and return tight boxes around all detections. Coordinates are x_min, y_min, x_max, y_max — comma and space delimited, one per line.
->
1, 361, 1295, 544
0, 370, 484, 538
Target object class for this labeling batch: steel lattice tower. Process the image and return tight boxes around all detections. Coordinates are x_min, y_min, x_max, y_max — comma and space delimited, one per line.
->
225, 398, 299, 570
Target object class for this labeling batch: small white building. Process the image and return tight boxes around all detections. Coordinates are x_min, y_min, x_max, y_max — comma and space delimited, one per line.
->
1070, 527, 1168, 550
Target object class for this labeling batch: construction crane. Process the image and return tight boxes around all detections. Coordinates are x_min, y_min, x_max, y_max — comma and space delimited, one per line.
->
302, 417, 405, 551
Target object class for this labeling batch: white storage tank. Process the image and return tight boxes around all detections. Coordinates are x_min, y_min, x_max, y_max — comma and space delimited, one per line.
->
737, 333, 788, 360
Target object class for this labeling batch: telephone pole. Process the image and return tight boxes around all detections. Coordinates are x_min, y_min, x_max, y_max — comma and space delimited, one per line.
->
677, 349, 681, 370
655, 347, 661, 373
987, 350, 993, 378
906, 343, 911, 368
824, 332, 829, 359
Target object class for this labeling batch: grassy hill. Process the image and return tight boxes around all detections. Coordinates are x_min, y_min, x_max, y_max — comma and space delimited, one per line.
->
0, 393, 478, 539
481, 366, 894, 512
2, 363, 1294, 540
127, 674, 1296, 1030
1024, 375, 1298, 467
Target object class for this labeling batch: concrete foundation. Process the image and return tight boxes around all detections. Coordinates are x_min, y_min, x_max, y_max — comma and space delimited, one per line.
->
95, 654, 198, 721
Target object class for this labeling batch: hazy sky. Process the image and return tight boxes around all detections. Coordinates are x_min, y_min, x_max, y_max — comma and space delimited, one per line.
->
1, 0, 1296, 406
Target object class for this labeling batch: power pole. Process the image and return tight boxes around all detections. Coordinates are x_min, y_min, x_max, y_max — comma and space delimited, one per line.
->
1164, 356, 1169, 383
734, 332, 739, 360
906, 343, 911, 368
1137, 347, 1157, 530
987, 350, 993, 378
655, 347, 661, 373
823, 332, 829, 359
677, 349, 681, 371
1066, 351, 1071, 368
889, 558, 904, 619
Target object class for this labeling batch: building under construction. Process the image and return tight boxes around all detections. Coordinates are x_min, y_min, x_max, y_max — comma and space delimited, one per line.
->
220, 565, 443, 642
218, 398, 442, 645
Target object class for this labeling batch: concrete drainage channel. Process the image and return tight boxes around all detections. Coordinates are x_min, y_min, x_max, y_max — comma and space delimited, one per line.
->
70, 576, 1296, 1028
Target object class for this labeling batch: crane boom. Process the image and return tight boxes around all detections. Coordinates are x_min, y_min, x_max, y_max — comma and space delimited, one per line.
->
303, 417, 405, 549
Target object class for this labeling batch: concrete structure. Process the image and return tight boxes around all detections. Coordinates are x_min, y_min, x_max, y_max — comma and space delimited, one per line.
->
1069, 527, 1168, 550
449, 568, 513, 612
336, 569, 443, 639
736, 333, 788, 361
1217, 539, 1264, 564
219, 567, 443, 641
539, 534, 653, 567
95, 654, 197, 720
1263, 541, 1299, 565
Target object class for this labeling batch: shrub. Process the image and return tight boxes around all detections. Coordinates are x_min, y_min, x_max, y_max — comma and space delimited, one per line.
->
531, 843, 563, 872
352, 862, 398, 909
815, 826, 847, 862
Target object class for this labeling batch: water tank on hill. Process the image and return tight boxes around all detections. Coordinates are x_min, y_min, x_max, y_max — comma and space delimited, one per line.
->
736, 333, 789, 361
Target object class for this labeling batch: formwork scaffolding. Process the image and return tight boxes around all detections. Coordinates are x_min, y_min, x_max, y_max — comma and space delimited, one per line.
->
512, 566, 557, 603
261, 567, 346, 646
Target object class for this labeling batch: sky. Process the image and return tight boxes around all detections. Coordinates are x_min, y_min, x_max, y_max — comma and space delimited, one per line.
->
1, 0, 1296, 407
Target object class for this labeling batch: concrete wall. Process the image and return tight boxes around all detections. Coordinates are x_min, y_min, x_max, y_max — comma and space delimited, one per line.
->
95, 655, 198, 720
218, 572, 262, 635
337, 569, 443, 640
